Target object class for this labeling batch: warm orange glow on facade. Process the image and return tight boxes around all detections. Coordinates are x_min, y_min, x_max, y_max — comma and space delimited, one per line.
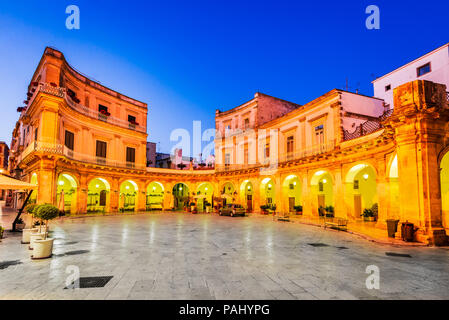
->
9, 47, 449, 245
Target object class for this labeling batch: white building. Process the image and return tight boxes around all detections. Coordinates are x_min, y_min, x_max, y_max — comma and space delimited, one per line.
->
373, 42, 449, 109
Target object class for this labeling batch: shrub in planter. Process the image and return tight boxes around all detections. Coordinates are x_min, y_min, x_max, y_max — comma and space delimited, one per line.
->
294, 205, 303, 214
363, 208, 376, 222
260, 205, 269, 214
32, 204, 59, 259
325, 206, 334, 218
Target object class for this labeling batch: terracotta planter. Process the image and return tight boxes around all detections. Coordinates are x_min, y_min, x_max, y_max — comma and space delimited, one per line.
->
32, 238, 54, 259
29, 232, 46, 250
22, 228, 39, 244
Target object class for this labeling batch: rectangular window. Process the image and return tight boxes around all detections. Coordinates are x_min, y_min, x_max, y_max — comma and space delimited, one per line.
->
417, 63, 431, 77
244, 144, 249, 165
244, 118, 250, 129
128, 115, 136, 123
96, 140, 107, 159
34, 128, 38, 141
126, 147, 136, 163
385, 84, 391, 91
225, 153, 230, 168
319, 181, 324, 192
64, 130, 74, 150
315, 124, 324, 146
286, 136, 294, 158
354, 180, 359, 190
98, 104, 108, 113
265, 143, 270, 158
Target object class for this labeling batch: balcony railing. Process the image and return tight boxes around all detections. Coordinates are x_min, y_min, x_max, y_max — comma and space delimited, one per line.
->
17, 141, 146, 170
215, 140, 336, 172
23, 83, 146, 133
342, 109, 393, 141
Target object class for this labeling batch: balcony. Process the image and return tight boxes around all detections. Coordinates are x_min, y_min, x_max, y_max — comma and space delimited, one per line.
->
24, 83, 146, 133
17, 141, 146, 170
215, 140, 336, 172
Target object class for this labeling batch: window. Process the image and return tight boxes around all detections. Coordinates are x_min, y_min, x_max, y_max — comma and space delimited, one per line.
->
85, 96, 89, 107
244, 118, 250, 129
98, 104, 108, 113
34, 128, 38, 141
64, 130, 74, 151
128, 115, 136, 123
126, 147, 136, 163
225, 153, 230, 168
287, 136, 294, 156
319, 181, 324, 192
354, 180, 359, 190
96, 140, 107, 160
417, 63, 431, 77
225, 125, 231, 130
385, 84, 391, 91
315, 124, 324, 146
265, 143, 270, 158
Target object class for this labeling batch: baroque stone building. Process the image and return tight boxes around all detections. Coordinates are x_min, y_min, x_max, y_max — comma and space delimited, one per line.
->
9, 47, 449, 245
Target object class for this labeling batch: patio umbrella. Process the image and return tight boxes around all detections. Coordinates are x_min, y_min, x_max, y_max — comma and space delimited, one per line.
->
0, 174, 37, 231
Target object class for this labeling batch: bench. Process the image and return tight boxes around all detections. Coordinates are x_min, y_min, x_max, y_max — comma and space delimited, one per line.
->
147, 203, 163, 211
324, 217, 348, 230
275, 212, 290, 222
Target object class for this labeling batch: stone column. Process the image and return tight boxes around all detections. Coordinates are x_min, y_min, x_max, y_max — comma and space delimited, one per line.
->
137, 180, 147, 211
252, 178, 260, 213
110, 177, 120, 212
37, 158, 56, 205
333, 167, 344, 218
388, 80, 449, 245
302, 174, 313, 217
375, 157, 388, 229
77, 174, 88, 214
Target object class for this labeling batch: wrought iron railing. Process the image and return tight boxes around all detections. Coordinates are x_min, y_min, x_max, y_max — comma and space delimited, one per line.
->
215, 140, 336, 172
17, 141, 146, 170
23, 83, 146, 133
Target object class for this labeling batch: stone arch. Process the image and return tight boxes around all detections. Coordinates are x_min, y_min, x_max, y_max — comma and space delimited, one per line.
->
344, 163, 378, 219
195, 182, 214, 212
282, 174, 302, 213
310, 169, 334, 215
239, 179, 254, 212
146, 181, 165, 210
57, 173, 79, 214
119, 180, 139, 212
87, 177, 111, 213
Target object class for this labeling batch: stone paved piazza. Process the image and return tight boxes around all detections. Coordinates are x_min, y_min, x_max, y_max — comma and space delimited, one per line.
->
1, 213, 449, 300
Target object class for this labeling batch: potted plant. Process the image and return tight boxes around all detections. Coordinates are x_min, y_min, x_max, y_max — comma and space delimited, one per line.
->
363, 208, 376, 222
29, 204, 48, 249
294, 205, 303, 215
0, 226, 4, 240
32, 204, 59, 259
325, 206, 334, 218
260, 205, 269, 214
318, 206, 326, 217
22, 204, 39, 244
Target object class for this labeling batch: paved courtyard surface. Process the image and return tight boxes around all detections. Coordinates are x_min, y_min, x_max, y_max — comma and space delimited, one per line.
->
1, 212, 449, 300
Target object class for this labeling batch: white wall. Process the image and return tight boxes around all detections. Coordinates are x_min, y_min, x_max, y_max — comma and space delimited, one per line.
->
373, 44, 449, 108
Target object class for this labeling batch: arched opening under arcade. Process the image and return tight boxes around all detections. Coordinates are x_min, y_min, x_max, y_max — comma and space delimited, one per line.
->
282, 175, 302, 213
120, 180, 138, 212
57, 173, 78, 214
172, 183, 190, 211
310, 170, 334, 216
146, 181, 164, 210
87, 178, 110, 213
345, 164, 378, 220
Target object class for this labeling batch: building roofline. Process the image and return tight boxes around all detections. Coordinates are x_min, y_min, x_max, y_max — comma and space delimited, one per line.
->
215, 92, 301, 118
372, 42, 449, 84
31, 47, 147, 109
259, 88, 383, 128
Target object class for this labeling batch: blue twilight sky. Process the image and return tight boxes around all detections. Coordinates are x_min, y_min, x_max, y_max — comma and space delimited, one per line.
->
0, 0, 448, 157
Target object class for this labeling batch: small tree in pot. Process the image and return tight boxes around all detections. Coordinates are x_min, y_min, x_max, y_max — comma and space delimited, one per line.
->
32, 204, 59, 259
21, 204, 39, 244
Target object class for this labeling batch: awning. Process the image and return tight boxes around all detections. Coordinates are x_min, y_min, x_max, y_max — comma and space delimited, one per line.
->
0, 174, 37, 190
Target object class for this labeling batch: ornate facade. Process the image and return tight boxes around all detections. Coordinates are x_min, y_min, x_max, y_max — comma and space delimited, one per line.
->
9, 47, 449, 245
